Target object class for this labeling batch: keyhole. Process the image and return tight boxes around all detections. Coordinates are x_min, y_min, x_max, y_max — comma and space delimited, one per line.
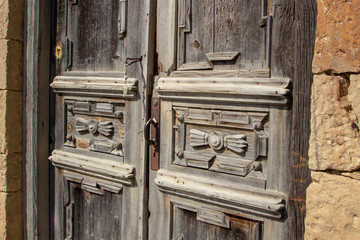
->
55, 45, 62, 59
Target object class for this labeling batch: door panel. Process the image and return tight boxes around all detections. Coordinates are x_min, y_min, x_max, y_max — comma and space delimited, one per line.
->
50, 0, 152, 239
71, 183, 123, 239
173, 208, 261, 240
149, 0, 291, 239
178, 0, 268, 71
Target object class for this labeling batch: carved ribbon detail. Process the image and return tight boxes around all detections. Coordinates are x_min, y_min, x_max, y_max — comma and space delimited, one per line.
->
190, 129, 248, 154
75, 118, 114, 136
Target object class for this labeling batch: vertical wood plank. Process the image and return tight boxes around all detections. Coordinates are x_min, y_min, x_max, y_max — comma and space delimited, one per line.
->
24, 0, 51, 239
270, 0, 317, 238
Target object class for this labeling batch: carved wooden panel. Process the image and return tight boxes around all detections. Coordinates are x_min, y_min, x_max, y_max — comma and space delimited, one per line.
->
60, 0, 127, 72
65, 99, 125, 159
177, 0, 270, 71
173, 107, 268, 180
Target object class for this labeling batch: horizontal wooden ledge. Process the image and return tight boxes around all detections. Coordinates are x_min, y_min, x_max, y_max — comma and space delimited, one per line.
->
155, 169, 285, 219
50, 75, 138, 98
155, 77, 291, 105
49, 150, 135, 186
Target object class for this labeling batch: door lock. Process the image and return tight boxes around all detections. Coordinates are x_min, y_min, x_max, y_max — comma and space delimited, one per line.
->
144, 118, 158, 146
144, 97, 160, 170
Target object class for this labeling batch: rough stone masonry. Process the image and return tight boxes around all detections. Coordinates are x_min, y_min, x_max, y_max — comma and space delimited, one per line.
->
305, 0, 360, 239
0, 0, 24, 239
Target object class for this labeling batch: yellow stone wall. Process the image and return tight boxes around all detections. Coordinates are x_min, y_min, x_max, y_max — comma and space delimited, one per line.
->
305, 0, 360, 239
0, 0, 24, 239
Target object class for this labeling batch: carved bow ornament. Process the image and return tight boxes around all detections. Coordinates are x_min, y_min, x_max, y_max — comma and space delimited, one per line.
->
190, 129, 248, 154
75, 118, 114, 137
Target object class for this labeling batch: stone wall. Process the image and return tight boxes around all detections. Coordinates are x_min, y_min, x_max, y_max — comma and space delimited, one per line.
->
305, 0, 360, 239
0, 0, 24, 239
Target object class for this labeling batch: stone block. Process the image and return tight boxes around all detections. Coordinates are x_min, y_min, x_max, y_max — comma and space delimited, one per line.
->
312, 0, 360, 73
0, 153, 22, 192
309, 75, 360, 171
305, 172, 360, 240
0, 39, 23, 91
348, 75, 360, 120
0, 192, 23, 240
0, 90, 22, 154
0, 0, 24, 41
5, 91, 22, 154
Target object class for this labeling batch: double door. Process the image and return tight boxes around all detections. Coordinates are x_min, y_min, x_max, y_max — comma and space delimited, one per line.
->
50, 0, 295, 239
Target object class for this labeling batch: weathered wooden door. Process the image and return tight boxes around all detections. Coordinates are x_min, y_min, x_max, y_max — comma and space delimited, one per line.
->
49, 0, 310, 239
50, 0, 153, 239
148, 0, 297, 239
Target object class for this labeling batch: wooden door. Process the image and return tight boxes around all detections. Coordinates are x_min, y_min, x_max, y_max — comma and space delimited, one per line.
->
49, 0, 154, 239
148, 0, 301, 239
49, 0, 312, 239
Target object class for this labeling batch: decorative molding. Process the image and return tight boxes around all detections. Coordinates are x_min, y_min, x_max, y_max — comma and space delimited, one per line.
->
65, 202, 74, 240
50, 75, 138, 98
49, 150, 135, 187
118, 0, 128, 39
172, 198, 231, 228
73, 101, 90, 112
197, 208, 230, 228
177, 0, 191, 68
183, 151, 215, 169
171, 69, 270, 78
206, 52, 239, 62
64, 134, 76, 148
63, 171, 124, 195
178, 62, 213, 71
95, 103, 114, 114
75, 118, 115, 137
157, 77, 291, 105
190, 129, 248, 154
173, 107, 268, 177
224, 134, 248, 154
180, 151, 257, 177
155, 169, 285, 219
89, 139, 123, 156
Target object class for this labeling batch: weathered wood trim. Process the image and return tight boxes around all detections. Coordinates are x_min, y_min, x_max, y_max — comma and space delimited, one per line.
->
171, 198, 231, 228
156, 77, 291, 105
24, 0, 51, 238
50, 76, 138, 98
155, 169, 285, 219
49, 150, 135, 186
205, 52, 239, 62
63, 171, 123, 195
171, 69, 270, 78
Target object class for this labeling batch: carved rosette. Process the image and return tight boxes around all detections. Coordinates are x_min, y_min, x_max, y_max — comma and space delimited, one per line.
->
75, 118, 114, 137
189, 129, 248, 154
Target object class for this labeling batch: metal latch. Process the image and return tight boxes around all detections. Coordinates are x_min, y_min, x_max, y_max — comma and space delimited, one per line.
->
144, 98, 160, 170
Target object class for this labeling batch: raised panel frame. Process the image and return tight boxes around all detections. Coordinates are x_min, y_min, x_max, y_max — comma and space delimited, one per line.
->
172, 106, 269, 179
176, 0, 272, 74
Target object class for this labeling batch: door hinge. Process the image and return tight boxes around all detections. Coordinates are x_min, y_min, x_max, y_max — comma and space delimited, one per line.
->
144, 97, 160, 170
